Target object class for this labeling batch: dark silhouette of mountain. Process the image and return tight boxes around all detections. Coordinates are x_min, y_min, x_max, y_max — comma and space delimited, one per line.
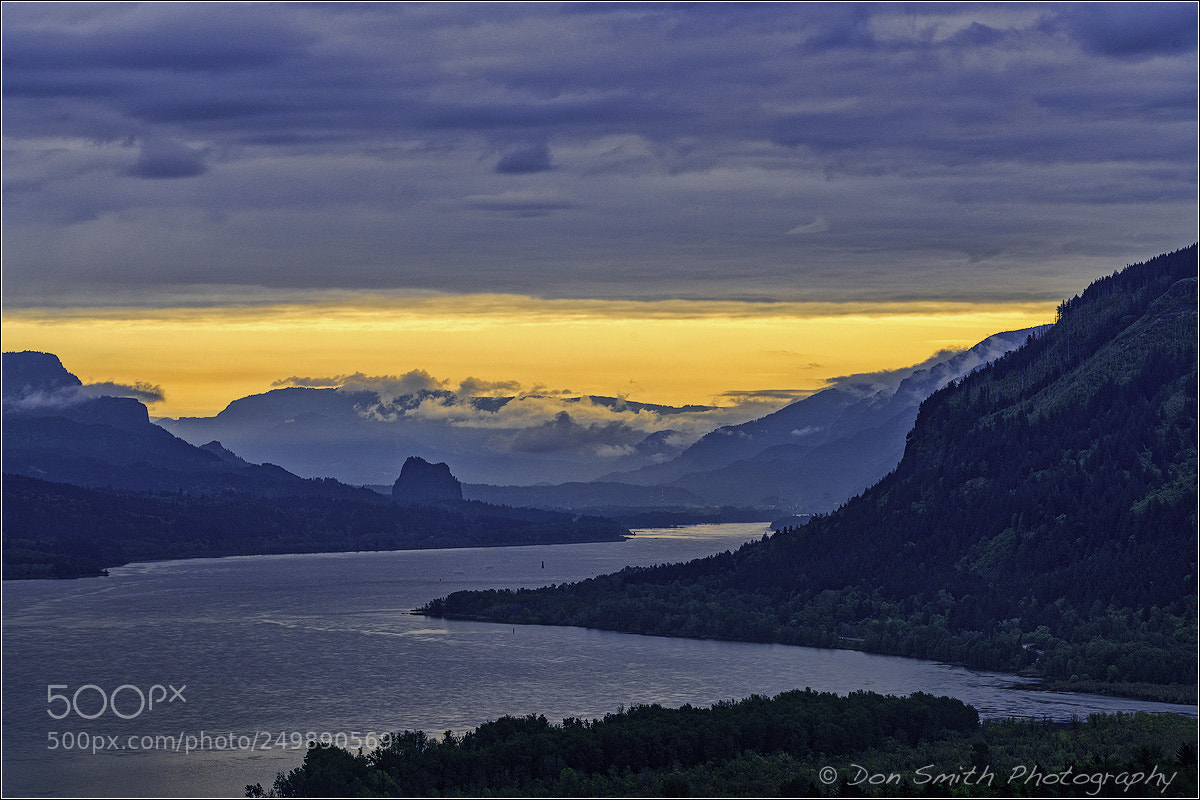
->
198, 440, 251, 466
164, 385, 431, 485
2, 350, 83, 398
1, 352, 341, 496
2, 353, 633, 577
158, 387, 699, 486
200, 386, 380, 426
603, 327, 1044, 511
423, 245, 1199, 691
392, 456, 463, 503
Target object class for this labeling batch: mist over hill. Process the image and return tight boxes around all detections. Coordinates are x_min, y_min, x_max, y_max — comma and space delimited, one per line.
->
159, 385, 738, 487
461, 329, 1043, 514
607, 327, 1046, 511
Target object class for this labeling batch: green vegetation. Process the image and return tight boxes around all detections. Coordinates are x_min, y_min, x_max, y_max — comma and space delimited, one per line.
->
420, 247, 1199, 696
248, 690, 1197, 797
1, 475, 628, 579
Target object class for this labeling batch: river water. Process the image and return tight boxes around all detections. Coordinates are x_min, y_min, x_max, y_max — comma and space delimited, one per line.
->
2, 523, 1194, 797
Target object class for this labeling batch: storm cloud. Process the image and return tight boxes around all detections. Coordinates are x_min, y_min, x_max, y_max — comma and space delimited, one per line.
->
2, 3, 1196, 307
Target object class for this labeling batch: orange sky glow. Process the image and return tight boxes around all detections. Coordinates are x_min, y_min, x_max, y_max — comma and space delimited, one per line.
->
2, 295, 1057, 418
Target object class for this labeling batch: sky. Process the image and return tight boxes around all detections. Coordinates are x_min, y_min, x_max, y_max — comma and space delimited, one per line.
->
2, 2, 1197, 420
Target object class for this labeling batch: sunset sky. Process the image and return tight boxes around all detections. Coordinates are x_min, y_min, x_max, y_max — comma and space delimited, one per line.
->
3, 2, 1196, 418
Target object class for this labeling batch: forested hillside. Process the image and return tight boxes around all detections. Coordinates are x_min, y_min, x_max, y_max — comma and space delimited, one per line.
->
254, 690, 1196, 798
422, 247, 1199, 694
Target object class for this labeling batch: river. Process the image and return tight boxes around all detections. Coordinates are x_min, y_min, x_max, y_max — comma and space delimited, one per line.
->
2, 523, 1194, 797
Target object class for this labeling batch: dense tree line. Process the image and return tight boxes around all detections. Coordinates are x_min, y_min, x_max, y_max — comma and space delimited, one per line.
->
422, 247, 1199, 693
1, 475, 629, 579
248, 690, 1196, 797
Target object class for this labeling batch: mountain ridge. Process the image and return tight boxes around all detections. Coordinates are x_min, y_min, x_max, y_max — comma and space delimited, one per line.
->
1, 352, 358, 497
421, 245, 1199, 691
1, 355, 634, 577
611, 327, 1044, 481
465, 327, 1045, 514
158, 387, 707, 486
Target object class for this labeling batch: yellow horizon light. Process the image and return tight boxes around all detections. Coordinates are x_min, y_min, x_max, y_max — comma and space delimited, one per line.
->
1, 295, 1057, 419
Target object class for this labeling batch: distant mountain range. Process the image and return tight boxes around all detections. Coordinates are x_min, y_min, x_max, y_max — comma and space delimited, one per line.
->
150, 327, 1044, 516
2, 351, 331, 496
1, 354, 630, 578
7, 324, 1044, 574
464, 327, 1044, 513
158, 387, 706, 487
423, 245, 1199, 693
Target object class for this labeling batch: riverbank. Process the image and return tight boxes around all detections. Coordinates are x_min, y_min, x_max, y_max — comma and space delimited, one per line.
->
424, 604, 1198, 710
1015, 679, 1198, 707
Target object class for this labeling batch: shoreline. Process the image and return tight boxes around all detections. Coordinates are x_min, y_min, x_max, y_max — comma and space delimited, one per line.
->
418, 608, 1199, 712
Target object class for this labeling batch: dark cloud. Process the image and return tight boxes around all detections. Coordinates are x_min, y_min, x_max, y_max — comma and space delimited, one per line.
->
458, 376, 525, 396
125, 139, 207, 179
495, 143, 553, 174
307, 371, 449, 398
463, 191, 579, 216
719, 389, 813, 405
2, 5, 310, 74
1, 3, 1195, 307
84, 381, 166, 404
799, 2, 878, 51
1058, 3, 1198, 60
272, 376, 343, 388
